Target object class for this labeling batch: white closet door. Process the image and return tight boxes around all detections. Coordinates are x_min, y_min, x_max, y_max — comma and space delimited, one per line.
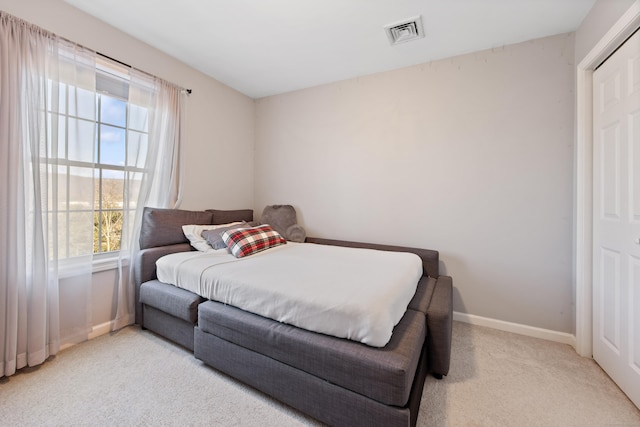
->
593, 28, 640, 409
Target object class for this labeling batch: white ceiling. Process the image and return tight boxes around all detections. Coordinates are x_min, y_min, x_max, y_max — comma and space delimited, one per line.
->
64, 0, 596, 99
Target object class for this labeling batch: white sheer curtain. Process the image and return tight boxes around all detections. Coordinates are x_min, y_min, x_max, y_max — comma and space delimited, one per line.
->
113, 70, 183, 330
0, 13, 96, 376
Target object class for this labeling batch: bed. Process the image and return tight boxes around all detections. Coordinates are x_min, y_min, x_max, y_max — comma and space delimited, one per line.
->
133, 207, 453, 427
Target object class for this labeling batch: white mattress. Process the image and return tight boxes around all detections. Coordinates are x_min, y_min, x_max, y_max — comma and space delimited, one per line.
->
156, 242, 423, 347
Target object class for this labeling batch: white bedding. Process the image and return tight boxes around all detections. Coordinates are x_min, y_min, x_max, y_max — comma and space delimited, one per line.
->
156, 242, 423, 347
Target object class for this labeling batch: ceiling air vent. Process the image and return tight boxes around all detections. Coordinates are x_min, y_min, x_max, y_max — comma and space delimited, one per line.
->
384, 16, 424, 46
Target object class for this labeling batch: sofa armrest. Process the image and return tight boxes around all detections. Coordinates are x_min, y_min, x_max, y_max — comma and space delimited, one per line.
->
134, 243, 192, 324
426, 275, 453, 378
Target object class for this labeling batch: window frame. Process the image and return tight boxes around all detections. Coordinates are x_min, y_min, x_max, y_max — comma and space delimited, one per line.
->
46, 57, 149, 271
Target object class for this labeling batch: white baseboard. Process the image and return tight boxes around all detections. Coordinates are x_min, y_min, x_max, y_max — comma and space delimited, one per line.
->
88, 320, 116, 340
60, 320, 125, 351
453, 311, 577, 348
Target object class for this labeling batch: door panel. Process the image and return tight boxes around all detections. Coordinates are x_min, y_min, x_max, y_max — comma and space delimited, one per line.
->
593, 27, 640, 409
631, 255, 640, 374
599, 247, 620, 352
633, 111, 640, 221
600, 122, 621, 219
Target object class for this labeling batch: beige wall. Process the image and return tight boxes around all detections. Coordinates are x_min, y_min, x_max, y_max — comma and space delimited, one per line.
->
0, 0, 255, 340
255, 33, 576, 333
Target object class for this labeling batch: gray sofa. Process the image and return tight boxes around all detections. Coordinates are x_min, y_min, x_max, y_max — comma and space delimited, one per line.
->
134, 207, 453, 427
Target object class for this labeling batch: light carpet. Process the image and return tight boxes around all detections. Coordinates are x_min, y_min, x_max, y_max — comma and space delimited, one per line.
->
1, 321, 638, 426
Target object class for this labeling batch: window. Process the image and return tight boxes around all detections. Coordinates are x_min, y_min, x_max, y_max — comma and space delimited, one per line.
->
46, 58, 148, 258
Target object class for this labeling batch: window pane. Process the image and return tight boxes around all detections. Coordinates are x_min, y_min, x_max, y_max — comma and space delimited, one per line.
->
127, 130, 148, 168
101, 170, 124, 210
126, 171, 144, 209
68, 86, 95, 120
47, 113, 66, 160
94, 170, 124, 253
68, 118, 95, 163
100, 95, 127, 127
46, 165, 56, 212
96, 210, 123, 253
47, 81, 66, 114
68, 211, 94, 257
53, 164, 68, 211
99, 124, 125, 166
68, 166, 93, 210
54, 212, 68, 259
129, 103, 149, 132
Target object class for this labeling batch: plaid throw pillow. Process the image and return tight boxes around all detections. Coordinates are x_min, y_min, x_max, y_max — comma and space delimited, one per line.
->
222, 224, 286, 258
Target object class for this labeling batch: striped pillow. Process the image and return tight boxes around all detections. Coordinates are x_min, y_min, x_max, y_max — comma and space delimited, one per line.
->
222, 224, 286, 258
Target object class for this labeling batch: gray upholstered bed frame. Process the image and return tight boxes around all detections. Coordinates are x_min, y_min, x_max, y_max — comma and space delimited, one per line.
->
134, 207, 453, 427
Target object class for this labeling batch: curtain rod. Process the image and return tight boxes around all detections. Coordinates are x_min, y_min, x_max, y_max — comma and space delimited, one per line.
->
0, 11, 192, 94
98, 52, 192, 94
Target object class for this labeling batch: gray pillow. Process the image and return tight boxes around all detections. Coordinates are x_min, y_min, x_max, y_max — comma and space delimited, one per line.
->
286, 224, 306, 243
202, 222, 249, 250
260, 205, 306, 242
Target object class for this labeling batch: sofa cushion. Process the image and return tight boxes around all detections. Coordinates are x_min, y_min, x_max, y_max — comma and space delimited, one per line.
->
139, 207, 213, 249
198, 300, 425, 406
140, 280, 204, 323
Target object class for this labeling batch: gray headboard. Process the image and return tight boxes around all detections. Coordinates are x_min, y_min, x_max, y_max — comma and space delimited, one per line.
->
138, 207, 254, 249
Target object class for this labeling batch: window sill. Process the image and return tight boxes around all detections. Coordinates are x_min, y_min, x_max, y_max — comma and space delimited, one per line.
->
57, 253, 129, 279
92, 255, 128, 274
